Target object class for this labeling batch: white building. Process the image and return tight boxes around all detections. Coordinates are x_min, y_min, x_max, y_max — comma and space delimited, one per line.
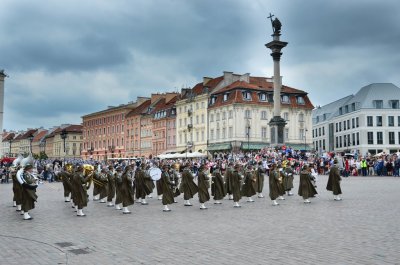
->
312, 83, 400, 155
207, 72, 314, 152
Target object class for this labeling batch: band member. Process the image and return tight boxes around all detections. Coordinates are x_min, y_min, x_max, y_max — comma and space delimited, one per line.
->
232, 164, 242, 208
92, 164, 101, 201
277, 164, 286, 200
97, 167, 109, 203
106, 165, 116, 207
17, 163, 38, 220
298, 164, 318, 203
168, 165, 180, 203
10, 155, 23, 211
58, 164, 73, 202
327, 158, 343, 201
211, 164, 225, 204
120, 165, 135, 214
71, 165, 91, 217
255, 161, 265, 198
180, 163, 198, 206
160, 164, 174, 212
269, 163, 281, 206
283, 163, 295, 196
241, 164, 256, 202
155, 164, 163, 200
135, 164, 152, 205
225, 162, 234, 200
114, 166, 123, 210
197, 164, 210, 209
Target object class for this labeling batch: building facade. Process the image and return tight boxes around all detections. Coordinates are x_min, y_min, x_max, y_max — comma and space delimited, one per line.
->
312, 83, 400, 155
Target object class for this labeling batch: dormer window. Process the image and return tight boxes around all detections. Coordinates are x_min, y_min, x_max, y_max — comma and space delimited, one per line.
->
242, 91, 252, 101
297, 96, 305, 105
210, 96, 216, 105
223, 93, 229, 102
267, 94, 274, 102
281, 95, 290, 103
374, 100, 383, 109
389, 100, 399, 109
258, 93, 267, 101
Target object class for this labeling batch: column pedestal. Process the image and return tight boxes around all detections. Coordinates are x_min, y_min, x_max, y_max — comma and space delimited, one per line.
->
269, 116, 286, 146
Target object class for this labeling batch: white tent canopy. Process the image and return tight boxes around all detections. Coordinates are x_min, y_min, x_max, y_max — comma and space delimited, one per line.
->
157, 151, 207, 159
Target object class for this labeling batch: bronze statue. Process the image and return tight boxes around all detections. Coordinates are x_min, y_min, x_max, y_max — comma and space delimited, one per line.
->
268, 13, 282, 34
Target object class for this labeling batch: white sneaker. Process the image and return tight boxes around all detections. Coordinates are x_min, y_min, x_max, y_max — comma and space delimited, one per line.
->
141, 199, 148, 205
233, 202, 241, 208
229, 194, 234, 200
122, 207, 131, 214
163, 205, 171, 212
304, 199, 311, 203
287, 191, 294, 196
137, 198, 142, 203
334, 196, 342, 201
184, 200, 192, 206
13, 201, 17, 207
247, 197, 255, 202
77, 209, 86, 217
115, 204, 122, 210
64, 197, 71, 202
23, 212, 33, 220
257, 193, 264, 198
214, 201, 222, 204
107, 202, 114, 207
272, 200, 279, 206
148, 194, 153, 199
157, 195, 162, 200
278, 196, 285, 200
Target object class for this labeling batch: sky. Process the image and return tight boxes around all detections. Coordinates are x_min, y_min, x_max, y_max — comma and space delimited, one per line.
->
1, 0, 400, 130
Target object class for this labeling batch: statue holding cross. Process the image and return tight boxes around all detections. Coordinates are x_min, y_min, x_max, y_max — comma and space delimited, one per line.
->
268, 13, 282, 35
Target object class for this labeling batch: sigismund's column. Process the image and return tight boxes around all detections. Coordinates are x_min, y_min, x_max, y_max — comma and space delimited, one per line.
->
0, 70, 7, 157
265, 15, 288, 146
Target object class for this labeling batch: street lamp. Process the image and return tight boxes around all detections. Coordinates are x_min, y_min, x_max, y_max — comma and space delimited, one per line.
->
108, 145, 115, 158
28, 133, 34, 154
304, 128, 308, 153
60, 129, 68, 155
246, 119, 251, 158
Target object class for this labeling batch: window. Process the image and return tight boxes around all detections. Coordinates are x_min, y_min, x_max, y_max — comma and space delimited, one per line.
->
261, 111, 267, 120
284, 128, 289, 140
335, 123, 338, 132
377, 132, 383, 144
281, 95, 290, 103
259, 93, 267, 101
322, 139, 326, 150
283, 112, 289, 121
196, 115, 199, 124
261, 127, 267, 138
318, 128, 321, 137
223, 93, 229, 101
351, 102, 356, 111
335, 137, 338, 148
297, 96, 305, 105
242, 91, 252, 100
196, 103, 199, 110
376, 116, 382, 127
210, 97, 216, 105
299, 113, 304, 122
339, 122, 342, 131
356, 117, 359, 127
222, 128, 226, 138
201, 114, 205, 124
299, 129, 305, 140
210, 130, 214, 140
201, 131, 204, 141
312, 130, 314, 138
343, 135, 347, 147
216, 113, 220, 121
228, 127, 233, 138
352, 133, 355, 146
343, 121, 346, 130
345, 105, 349, 113
367, 116, 373, 126
352, 118, 355, 129
222, 112, 226, 120
399, 132, 400, 144
210, 114, 214, 122
322, 127, 325, 136
347, 120, 350, 129
388, 116, 394, 126
390, 100, 399, 109
339, 107, 343, 115
356, 132, 360, 145
245, 110, 251, 119
229, 110, 233, 119
389, 132, 395, 144
245, 125, 251, 137
201, 102, 205, 109
374, 100, 383, 109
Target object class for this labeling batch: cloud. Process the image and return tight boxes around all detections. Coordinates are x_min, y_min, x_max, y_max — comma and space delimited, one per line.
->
2, 0, 400, 130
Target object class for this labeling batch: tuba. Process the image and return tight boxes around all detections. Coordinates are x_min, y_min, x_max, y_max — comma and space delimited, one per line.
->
83, 164, 95, 190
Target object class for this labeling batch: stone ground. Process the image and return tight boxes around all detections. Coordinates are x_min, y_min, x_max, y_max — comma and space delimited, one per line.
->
0, 175, 399, 265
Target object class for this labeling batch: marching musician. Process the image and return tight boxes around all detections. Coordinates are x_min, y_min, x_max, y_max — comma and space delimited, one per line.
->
224, 162, 234, 200
59, 163, 73, 202
120, 165, 135, 214
241, 164, 257, 202
231, 164, 242, 208
180, 163, 198, 206
160, 164, 174, 212
96, 167, 109, 203
135, 164, 152, 205
277, 164, 286, 201
197, 164, 210, 210
269, 163, 281, 206
106, 165, 116, 207
211, 164, 225, 204
71, 165, 91, 217
10, 155, 23, 212
114, 166, 123, 210
17, 162, 38, 220
327, 158, 343, 201
156, 164, 163, 200
168, 165, 180, 203
255, 161, 265, 198
283, 163, 295, 196
92, 163, 101, 201
298, 164, 318, 203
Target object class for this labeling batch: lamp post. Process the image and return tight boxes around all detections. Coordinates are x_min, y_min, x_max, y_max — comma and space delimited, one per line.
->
8, 139, 12, 157
304, 129, 308, 153
28, 133, 34, 154
109, 145, 115, 158
246, 118, 251, 158
89, 146, 94, 160
60, 129, 68, 157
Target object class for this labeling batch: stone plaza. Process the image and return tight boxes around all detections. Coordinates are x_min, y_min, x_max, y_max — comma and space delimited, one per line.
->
1, 175, 399, 265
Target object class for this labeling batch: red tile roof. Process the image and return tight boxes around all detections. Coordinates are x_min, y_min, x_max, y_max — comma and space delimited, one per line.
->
32, 130, 48, 142
126, 100, 151, 117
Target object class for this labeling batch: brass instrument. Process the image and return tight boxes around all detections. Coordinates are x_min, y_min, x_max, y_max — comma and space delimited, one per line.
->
65, 163, 74, 173
83, 164, 95, 190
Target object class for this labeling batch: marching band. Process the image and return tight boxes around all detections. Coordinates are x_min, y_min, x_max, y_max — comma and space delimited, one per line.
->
7, 155, 343, 220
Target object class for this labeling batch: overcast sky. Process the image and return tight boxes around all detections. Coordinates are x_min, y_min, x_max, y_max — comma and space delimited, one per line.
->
2, 0, 400, 130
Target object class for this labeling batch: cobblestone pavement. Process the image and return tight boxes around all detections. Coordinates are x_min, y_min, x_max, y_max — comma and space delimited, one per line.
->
1, 175, 399, 265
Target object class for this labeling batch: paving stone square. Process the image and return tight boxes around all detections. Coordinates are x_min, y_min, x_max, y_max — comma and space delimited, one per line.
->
1, 175, 399, 265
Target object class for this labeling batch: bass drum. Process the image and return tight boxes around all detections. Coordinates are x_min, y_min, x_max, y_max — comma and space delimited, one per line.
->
148, 167, 162, 181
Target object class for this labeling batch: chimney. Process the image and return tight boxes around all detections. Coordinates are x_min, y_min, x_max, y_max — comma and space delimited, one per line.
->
165, 92, 179, 104
151, 93, 163, 103
136, 97, 150, 105
239, 73, 250, 83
